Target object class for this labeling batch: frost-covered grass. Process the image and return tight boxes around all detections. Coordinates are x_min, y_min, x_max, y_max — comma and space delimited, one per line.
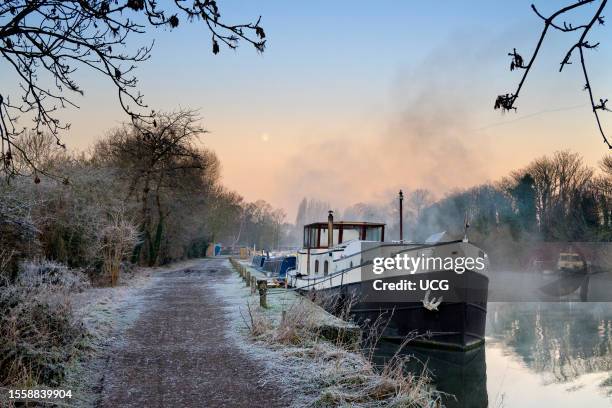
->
0, 257, 201, 407
216, 260, 444, 408
18, 260, 91, 291
0, 260, 90, 407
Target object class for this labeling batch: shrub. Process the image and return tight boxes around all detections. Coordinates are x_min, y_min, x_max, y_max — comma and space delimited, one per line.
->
18, 260, 90, 292
96, 210, 140, 286
0, 262, 88, 393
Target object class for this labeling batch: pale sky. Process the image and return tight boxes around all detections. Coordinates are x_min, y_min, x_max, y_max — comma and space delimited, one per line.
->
3, 1, 612, 219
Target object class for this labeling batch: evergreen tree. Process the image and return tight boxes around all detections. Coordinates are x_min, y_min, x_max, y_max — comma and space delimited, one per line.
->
510, 173, 537, 233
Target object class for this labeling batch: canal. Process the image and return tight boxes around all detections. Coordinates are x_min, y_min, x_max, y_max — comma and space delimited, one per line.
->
376, 302, 612, 407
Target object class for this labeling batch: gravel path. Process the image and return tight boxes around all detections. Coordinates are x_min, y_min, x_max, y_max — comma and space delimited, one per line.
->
96, 258, 288, 408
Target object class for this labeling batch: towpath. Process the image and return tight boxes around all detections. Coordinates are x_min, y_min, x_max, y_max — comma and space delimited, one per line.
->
96, 257, 288, 408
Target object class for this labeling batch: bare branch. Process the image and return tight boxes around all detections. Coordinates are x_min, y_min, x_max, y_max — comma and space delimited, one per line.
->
0, 1, 266, 178
495, 0, 611, 149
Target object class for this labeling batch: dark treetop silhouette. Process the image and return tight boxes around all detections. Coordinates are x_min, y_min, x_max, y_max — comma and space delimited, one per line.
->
0, 0, 265, 178
495, 0, 611, 149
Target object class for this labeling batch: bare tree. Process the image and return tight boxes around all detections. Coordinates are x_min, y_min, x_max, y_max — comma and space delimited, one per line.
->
495, 0, 610, 148
407, 189, 433, 221
0, 0, 266, 177
601, 154, 612, 176
514, 150, 593, 236
97, 207, 139, 286
12, 131, 66, 180
96, 110, 219, 265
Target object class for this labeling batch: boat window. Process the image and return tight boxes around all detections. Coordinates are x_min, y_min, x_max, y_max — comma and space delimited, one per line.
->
342, 227, 360, 242
304, 226, 316, 248
314, 260, 319, 273
320, 228, 328, 247
319, 226, 340, 247
309, 228, 318, 248
324, 260, 329, 276
304, 222, 385, 247
365, 226, 383, 241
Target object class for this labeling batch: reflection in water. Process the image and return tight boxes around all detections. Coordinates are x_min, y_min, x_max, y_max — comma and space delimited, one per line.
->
488, 303, 612, 384
376, 302, 612, 407
538, 273, 589, 299
375, 343, 487, 408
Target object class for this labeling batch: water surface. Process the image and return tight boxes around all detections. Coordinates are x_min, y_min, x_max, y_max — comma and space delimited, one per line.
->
377, 302, 612, 407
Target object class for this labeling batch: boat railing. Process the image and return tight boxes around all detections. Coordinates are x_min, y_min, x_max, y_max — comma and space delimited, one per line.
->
297, 240, 465, 264
284, 240, 474, 293
287, 258, 369, 291
280, 256, 474, 296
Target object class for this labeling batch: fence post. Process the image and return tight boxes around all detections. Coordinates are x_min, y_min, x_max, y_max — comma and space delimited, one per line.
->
257, 279, 268, 308
251, 276, 257, 294
246, 270, 251, 286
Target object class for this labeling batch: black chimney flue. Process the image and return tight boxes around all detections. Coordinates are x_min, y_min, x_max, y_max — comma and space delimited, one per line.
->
399, 190, 404, 242
328, 210, 334, 248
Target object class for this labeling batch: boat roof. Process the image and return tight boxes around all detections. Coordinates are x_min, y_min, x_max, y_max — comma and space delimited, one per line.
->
304, 221, 385, 228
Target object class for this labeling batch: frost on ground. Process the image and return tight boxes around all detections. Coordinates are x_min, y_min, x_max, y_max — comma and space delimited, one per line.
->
211, 260, 444, 408
63, 259, 205, 407
0, 260, 90, 407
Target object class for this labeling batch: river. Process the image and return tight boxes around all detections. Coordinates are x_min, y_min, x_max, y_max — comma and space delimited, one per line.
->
376, 302, 612, 407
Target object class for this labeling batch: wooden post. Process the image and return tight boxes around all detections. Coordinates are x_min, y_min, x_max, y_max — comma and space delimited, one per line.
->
251, 276, 257, 294
246, 270, 251, 286
257, 279, 268, 308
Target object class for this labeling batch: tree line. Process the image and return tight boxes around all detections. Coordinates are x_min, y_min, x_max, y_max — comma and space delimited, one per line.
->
417, 151, 612, 243
0, 111, 286, 284
292, 151, 612, 249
